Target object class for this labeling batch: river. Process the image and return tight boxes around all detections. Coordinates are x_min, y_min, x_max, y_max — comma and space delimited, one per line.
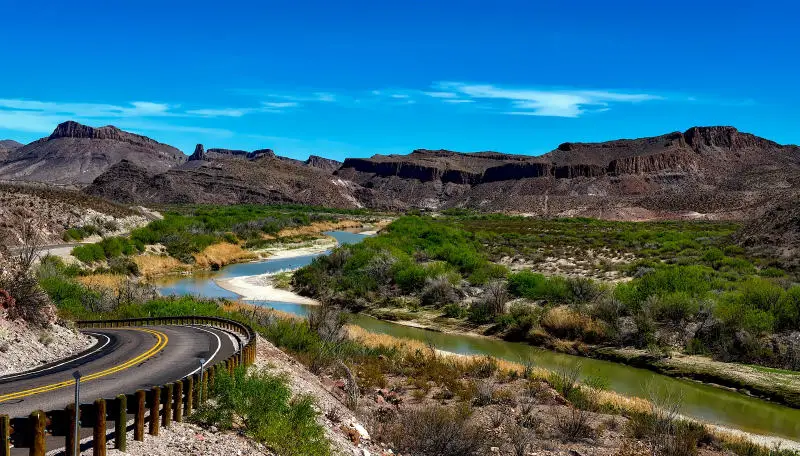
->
154, 231, 800, 442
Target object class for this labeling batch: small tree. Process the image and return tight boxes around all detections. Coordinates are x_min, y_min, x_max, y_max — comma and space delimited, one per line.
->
0, 218, 54, 326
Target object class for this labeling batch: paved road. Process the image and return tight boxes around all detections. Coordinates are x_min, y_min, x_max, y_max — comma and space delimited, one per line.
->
0, 325, 240, 418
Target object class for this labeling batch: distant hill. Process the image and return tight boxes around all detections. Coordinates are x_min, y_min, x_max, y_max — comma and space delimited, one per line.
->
0, 121, 186, 184
85, 155, 361, 207
336, 126, 800, 220
0, 139, 23, 162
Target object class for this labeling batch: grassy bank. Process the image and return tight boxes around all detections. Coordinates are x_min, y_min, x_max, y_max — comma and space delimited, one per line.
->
292, 215, 800, 407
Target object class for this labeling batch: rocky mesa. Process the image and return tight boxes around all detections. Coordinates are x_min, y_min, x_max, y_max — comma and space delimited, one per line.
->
0, 121, 186, 184
338, 126, 800, 219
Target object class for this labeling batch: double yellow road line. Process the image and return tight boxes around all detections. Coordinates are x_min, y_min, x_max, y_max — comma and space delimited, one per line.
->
0, 328, 168, 403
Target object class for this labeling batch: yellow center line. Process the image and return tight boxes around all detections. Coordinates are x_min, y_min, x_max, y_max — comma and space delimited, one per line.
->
0, 328, 168, 403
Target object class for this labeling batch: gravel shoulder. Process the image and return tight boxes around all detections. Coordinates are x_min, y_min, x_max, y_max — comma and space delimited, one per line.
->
0, 317, 93, 376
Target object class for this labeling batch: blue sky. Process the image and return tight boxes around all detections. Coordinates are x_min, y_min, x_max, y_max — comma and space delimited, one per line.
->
1, 0, 798, 160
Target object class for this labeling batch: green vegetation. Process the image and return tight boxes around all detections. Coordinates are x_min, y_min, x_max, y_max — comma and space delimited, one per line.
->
194, 367, 330, 456
70, 204, 371, 264
293, 215, 800, 371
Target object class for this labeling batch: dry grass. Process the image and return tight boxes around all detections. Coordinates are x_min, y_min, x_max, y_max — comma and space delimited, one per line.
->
133, 254, 190, 277
222, 301, 303, 322
276, 219, 363, 237
193, 243, 256, 269
77, 274, 125, 291
541, 306, 606, 342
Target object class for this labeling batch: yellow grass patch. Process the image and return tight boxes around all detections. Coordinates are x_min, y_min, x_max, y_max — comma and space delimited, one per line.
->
133, 255, 189, 277
541, 305, 606, 340
193, 243, 255, 269
77, 274, 125, 291
276, 219, 363, 238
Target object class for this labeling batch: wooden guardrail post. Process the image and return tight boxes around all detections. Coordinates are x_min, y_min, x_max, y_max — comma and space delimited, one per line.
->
65, 404, 77, 456
93, 399, 107, 456
185, 377, 193, 416
193, 374, 201, 409
115, 394, 127, 451
174, 381, 183, 422
1, 415, 10, 456
30, 410, 46, 456
163, 384, 173, 427
134, 390, 145, 441
149, 387, 160, 436
201, 371, 208, 405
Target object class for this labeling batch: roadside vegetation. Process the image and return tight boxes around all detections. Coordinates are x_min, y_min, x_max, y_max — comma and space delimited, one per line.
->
30, 253, 799, 456
293, 215, 800, 376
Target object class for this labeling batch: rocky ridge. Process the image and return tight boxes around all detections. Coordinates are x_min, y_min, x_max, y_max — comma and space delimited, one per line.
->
338, 126, 800, 218
0, 121, 185, 184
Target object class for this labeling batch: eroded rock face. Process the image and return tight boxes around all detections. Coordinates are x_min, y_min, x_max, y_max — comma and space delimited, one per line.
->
0, 121, 186, 185
337, 126, 800, 215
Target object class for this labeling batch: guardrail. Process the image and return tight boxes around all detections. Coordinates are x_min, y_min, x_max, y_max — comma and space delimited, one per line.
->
0, 316, 257, 456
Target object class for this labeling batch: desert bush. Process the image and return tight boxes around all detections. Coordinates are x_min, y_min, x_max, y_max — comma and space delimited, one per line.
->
507, 424, 536, 456
507, 271, 571, 302
421, 275, 458, 307
379, 405, 488, 456
193, 367, 330, 456
0, 221, 54, 326
556, 405, 594, 442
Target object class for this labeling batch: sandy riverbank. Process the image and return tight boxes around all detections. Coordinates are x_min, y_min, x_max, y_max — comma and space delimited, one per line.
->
215, 273, 318, 304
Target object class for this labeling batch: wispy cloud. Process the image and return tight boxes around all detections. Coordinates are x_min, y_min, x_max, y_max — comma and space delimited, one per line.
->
434, 82, 663, 117
443, 99, 475, 104
262, 101, 299, 108
423, 91, 459, 99
185, 108, 252, 118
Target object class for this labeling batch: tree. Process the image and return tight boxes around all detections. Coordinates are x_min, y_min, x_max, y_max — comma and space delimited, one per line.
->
0, 217, 54, 326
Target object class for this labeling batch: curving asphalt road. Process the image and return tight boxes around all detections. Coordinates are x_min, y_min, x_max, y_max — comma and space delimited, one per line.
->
0, 325, 240, 418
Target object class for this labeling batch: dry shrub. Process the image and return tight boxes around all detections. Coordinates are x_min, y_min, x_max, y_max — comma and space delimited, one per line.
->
507, 424, 536, 456
541, 306, 606, 342
378, 405, 489, 456
192, 243, 255, 269
556, 405, 594, 442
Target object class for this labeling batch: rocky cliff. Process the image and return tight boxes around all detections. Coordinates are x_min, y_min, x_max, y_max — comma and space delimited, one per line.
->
337, 127, 800, 218
0, 121, 185, 184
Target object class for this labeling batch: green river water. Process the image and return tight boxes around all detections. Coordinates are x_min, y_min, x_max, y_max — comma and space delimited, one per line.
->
155, 231, 800, 442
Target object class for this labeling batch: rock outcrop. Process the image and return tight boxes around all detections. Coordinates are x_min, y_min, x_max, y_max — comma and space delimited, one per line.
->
337, 127, 800, 218
0, 121, 186, 185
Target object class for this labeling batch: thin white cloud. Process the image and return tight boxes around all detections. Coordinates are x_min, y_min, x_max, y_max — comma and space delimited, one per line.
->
0, 99, 175, 118
435, 82, 663, 117
186, 108, 251, 117
423, 91, 459, 99
262, 101, 299, 108
443, 99, 475, 104
390, 94, 410, 99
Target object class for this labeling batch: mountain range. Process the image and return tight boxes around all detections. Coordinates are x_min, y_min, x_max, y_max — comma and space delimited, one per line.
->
2, 121, 798, 221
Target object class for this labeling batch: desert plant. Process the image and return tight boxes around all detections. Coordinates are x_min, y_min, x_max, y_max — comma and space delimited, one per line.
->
507, 424, 536, 456
556, 405, 594, 442
380, 405, 488, 456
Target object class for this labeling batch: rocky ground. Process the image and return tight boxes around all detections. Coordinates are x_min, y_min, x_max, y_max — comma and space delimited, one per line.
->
0, 315, 93, 376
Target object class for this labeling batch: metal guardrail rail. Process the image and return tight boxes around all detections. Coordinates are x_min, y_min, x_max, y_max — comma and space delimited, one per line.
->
0, 316, 257, 456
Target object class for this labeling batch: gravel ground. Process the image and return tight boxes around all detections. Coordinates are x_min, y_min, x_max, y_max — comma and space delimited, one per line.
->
0, 316, 93, 376
88, 422, 272, 456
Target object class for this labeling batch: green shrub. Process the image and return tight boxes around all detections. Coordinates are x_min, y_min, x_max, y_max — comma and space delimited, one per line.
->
194, 367, 330, 456
507, 271, 571, 302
